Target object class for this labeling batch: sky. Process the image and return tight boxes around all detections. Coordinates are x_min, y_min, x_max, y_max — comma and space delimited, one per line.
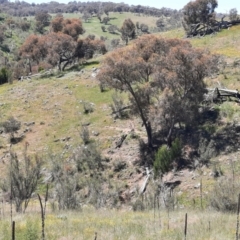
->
23, 0, 240, 14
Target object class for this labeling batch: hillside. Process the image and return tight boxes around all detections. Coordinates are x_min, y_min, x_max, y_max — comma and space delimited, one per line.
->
1, 9, 240, 239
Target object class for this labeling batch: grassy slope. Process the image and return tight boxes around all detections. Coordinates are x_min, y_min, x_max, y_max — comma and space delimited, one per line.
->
61, 12, 159, 40
1, 12, 240, 239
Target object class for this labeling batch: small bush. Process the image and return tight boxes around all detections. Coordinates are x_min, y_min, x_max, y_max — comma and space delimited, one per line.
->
49, 155, 81, 210
82, 101, 94, 114
72, 143, 102, 172
1, 116, 21, 143
80, 125, 90, 144
132, 199, 145, 211
110, 92, 127, 118
0, 67, 10, 85
209, 177, 240, 212
154, 138, 182, 177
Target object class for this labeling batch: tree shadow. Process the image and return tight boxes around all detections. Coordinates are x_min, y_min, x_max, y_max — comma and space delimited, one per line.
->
138, 107, 240, 168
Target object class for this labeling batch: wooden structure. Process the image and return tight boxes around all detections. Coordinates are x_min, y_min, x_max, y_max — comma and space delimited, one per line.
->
204, 87, 240, 103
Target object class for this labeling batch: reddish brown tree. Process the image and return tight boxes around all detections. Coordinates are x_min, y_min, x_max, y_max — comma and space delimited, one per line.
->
97, 35, 218, 148
51, 17, 84, 41
51, 14, 64, 33
45, 32, 77, 71
75, 37, 107, 60
19, 34, 47, 73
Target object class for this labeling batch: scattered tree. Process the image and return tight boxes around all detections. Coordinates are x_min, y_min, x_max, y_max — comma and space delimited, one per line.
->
156, 17, 165, 30
140, 23, 149, 33
51, 14, 64, 32
51, 16, 84, 40
102, 16, 110, 25
82, 11, 91, 22
35, 10, 51, 33
107, 24, 118, 34
229, 8, 238, 21
120, 18, 136, 45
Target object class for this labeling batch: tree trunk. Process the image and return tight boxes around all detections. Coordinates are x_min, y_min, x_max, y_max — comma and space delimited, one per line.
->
127, 85, 153, 148
166, 120, 174, 148
145, 121, 153, 148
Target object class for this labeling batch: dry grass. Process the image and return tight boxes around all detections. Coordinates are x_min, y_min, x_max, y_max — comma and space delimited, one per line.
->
0, 207, 238, 240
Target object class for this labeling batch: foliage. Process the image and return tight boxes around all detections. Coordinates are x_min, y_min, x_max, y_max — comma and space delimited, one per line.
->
154, 138, 182, 176
82, 100, 94, 114
182, 0, 218, 34
120, 18, 136, 45
107, 24, 119, 34
24, 220, 40, 240
209, 177, 240, 212
229, 8, 238, 21
75, 37, 107, 60
19, 19, 106, 71
1, 116, 21, 141
80, 125, 90, 144
51, 16, 84, 40
49, 155, 81, 210
0, 24, 6, 43
110, 92, 126, 119
35, 10, 51, 33
2, 149, 43, 213
72, 143, 102, 172
98, 34, 217, 148
0, 67, 10, 85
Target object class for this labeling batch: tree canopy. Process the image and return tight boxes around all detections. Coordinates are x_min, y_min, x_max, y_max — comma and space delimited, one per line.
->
19, 17, 106, 72
97, 35, 218, 148
182, 0, 218, 36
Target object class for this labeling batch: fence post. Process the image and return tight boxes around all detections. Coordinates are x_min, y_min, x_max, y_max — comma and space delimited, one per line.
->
184, 213, 188, 240
12, 221, 15, 240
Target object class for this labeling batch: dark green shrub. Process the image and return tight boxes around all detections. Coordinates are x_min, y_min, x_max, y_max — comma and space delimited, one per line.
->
0, 67, 9, 85
154, 138, 182, 177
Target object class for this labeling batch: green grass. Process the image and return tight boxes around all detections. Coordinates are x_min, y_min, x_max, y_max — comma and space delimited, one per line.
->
58, 12, 159, 40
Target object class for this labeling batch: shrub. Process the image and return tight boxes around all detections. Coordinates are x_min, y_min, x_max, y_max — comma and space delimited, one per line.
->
1, 150, 43, 213
154, 138, 182, 177
0, 67, 10, 85
72, 143, 102, 172
80, 125, 90, 144
110, 92, 126, 118
209, 177, 240, 212
49, 155, 81, 210
82, 101, 94, 114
